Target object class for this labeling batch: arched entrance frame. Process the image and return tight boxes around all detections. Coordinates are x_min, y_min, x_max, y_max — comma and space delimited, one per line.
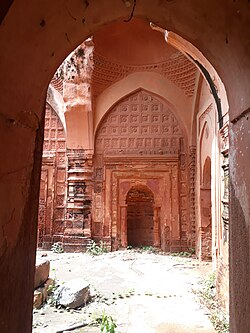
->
196, 102, 220, 261
197, 117, 213, 261
0, 2, 249, 332
150, 27, 229, 125
94, 88, 187, 252
104, 157, 179, 252
120, 182, 161, 249
125, 185, 155, 248
199, 156, 212, 260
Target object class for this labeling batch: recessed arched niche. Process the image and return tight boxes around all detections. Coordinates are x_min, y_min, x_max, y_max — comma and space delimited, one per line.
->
126, 185, 154, 247
92, 88, 190, 252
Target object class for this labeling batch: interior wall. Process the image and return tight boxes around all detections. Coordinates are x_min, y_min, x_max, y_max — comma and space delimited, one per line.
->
93, 89, 190, 251
94, 72, 193, 141
0, 1, 249, 332
229, 114, 250, 331
196, 77, 229, 308
38, 104, 67, 248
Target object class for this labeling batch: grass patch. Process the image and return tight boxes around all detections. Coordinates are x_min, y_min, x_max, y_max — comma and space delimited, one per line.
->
51, 242, 64, 253
195, 272, 229, 333
86, 240, 109, 256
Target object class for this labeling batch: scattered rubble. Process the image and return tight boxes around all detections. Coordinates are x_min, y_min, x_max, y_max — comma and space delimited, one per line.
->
34, 259, 50, 288
34, 258, 54, 309
33, 250, 215, 333
34, 278, 54, 309
55, 278, 90, 309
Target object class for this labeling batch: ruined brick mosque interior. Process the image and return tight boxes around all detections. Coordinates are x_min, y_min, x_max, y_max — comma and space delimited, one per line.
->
38, 18, 230, 311
0, 2, 249, 332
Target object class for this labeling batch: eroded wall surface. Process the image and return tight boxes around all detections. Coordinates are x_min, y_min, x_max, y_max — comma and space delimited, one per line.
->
93, 89, 192, 251
38, 104, 67, 248
0, 2, 249, 332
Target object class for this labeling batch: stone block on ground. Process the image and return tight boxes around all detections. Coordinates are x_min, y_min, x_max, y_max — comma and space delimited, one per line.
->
44, 278, 55, 296
34, 259, 50, 288
33, 278, 54, 309
33, 290, 43, 309
55, 278, 90, 309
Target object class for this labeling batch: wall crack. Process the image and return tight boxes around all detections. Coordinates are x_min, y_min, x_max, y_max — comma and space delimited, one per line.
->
124, 0, 136, 22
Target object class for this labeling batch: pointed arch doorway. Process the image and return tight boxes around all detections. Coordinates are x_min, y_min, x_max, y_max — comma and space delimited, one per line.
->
94, 89, 187, 252
126, 185, 154, 247
200, 156, 212, 260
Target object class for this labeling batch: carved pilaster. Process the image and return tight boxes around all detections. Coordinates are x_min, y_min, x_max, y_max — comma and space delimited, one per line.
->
65, 149, 93, 239
120, 204, 128, 248
153, 206, 161, 247
189, 145, 196, 246
220, 122, 229, 242
38, 154, 56, 247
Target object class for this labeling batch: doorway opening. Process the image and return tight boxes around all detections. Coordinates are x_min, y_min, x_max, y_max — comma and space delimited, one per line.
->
200, 157, 212, 260
126, 185, 154, 247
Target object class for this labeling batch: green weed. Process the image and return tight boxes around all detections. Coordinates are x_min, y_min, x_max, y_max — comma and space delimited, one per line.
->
86, 240, 108, 256
51, 242, 64, 253
171, 251, 192, 257
196, 273, 229, 333
100, 314, 117, 333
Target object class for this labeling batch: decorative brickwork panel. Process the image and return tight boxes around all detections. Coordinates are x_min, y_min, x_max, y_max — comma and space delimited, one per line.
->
220, 122, 229, 241
65, 149, 93, 241
43, 104, 66, 162
92, 51, 197, 98
50, 76, 63, 95
37, 169, 48, 247
38, 104, 67, 247
189, 146, 196, 246
93, 90, 190, 252
95, 90, 184, 156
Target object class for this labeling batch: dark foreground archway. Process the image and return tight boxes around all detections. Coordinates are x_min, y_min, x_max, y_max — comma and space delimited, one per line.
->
0, 2, 249, 332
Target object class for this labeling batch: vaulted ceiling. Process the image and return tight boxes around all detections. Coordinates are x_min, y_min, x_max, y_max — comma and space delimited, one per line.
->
50, 18, 199, 101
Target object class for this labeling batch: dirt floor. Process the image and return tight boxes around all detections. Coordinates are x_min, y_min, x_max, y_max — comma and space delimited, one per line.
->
33, 249, 215, 333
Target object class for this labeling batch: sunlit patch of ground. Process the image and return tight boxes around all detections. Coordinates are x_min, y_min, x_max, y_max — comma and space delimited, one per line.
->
33, 250, 215, 333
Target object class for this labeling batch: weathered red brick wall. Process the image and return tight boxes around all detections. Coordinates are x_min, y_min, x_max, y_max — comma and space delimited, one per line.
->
93, 89, 191, 251
0, 2, 249, 332
38, 104, 67, 248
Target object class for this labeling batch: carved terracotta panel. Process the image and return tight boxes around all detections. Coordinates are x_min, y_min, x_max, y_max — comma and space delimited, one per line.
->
95, 90, 184, 156
38, 104, 67, 246
93, 89, 190, 252
92, 52, 197, 98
